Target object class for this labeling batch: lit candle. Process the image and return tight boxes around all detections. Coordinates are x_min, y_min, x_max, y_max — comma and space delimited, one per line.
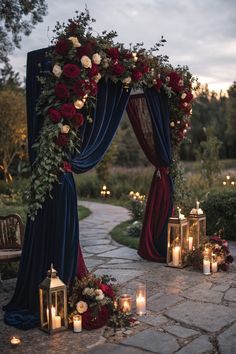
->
203, 257, 211, 275
196, 200, 200, 210
73, 315, 82, 333
46, 307, 49, 323
172, 246, 180, 266
136, 293, 146, 315
10, 336, 21, 347
54, 315, 61, 329
212, 261, 218, 273
51, 305, 56, 329
188, 236, 193, 251
119, 294, 132, 314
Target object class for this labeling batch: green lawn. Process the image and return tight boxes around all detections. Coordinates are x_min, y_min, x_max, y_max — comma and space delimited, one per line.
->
110, 220, 139, 250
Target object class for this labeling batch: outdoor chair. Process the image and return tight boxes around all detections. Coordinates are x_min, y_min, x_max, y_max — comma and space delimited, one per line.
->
0, 214, 24, 283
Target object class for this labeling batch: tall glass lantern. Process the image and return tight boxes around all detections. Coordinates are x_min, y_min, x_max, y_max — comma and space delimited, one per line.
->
167, 212, 189, 268
39, 264, 68, 334
188, 201, 206, 249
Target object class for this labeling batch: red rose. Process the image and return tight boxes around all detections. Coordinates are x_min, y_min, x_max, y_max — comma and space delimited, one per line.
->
168, 72, 183, 93
48, 108, 62, 123
60, 103, 76, 118
90, 79, 98, 96
73, 113, 85, 128
67, 21, 78, 34
141, 64, 149, 74
182, 91, 193, 103
63, 64, 81, 78
55, 83, 69, 99
113, 63, 125, 76
55, 39, 71, 56
154, 78, 163, 91
100, 284, 115, 298
180, 102, 191, 115
63, 161, 72, 172
82, 306, 109, 330
73, 80, 86, 98
107, 47, 119, 60
88, 64, 99, 78
76, 41, 96, 59
55, 133, 69, 147
132, 69, 143, 81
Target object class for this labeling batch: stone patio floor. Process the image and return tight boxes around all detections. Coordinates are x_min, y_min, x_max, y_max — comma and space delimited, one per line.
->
1, 201, 236, 354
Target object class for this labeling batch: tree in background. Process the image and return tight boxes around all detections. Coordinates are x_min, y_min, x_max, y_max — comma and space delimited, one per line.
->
0, 88, 27, 181
226, 82, 236, 157
96, 141, 118, 186
0, 0, 47, 65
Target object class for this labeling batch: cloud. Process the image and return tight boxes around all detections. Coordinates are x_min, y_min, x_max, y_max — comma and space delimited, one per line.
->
8, 0, 236, 92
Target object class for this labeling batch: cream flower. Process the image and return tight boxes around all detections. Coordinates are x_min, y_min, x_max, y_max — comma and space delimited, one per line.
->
81, 55, 92, 69
69, 36, 81, 48
74, 100, 84, 109
170, 121, 175, 127
92, 53, 102, 65
122, 76, 132, 85
103, 58, 110, 68
60, 124, 70, 134
52, 64, 62, 78
181, 93, 187, 100
83, 287, 95, 297
76, 301, 88, 314
95, 289, 104, 301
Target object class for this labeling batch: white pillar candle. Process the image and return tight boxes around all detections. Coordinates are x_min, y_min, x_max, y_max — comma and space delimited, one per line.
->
73, 315, 82, 333
51, 306, 56, 329
203, 258, 211, 275
188, 236, 193, 251
54, 315, 61, 329
212, 261, 218, 273
172, 246, 180, 266
196, 200, 200, 209
136, 293, 146, 315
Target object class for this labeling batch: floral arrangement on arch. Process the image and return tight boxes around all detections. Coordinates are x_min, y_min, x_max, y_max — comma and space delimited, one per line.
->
68, 273, 132, 330
27, 8, 196, 219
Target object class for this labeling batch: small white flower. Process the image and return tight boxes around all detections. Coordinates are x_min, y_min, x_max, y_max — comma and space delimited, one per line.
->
170, 121, 175, 127
60, 124, 70, 134
52, 64, 62, 78
183, 102, 188, 107
69, 36, 81, 48
122, 76, 132, 85
166, 76, 170, 83
82, 287, 90, 296
81, 55, 92, 69
95, 289, 104, 301
92, 53, 102, 65
74, 100, 84, 109
181, 93, 187, 100
76, 301, 88, 314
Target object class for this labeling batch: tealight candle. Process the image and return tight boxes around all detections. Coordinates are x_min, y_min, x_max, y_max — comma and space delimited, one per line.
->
172, 246, 180, 266
73, 315, 82, 333
119, 294, 132, 314
10, 336, 21, 347
188, 236, 193, 251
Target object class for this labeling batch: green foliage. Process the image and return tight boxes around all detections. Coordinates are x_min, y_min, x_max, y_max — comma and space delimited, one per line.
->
226, 82, 236, 152
110, 220, 139, 250
202, 188, 236, 240
129, 200, 146, 221
96, 142, 118, 184
127, 221, 142, 238
195, 129, 222, 187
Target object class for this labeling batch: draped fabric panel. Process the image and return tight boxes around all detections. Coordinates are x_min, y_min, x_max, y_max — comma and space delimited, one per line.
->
3, 47, 130, 329
127, 89, 173, 261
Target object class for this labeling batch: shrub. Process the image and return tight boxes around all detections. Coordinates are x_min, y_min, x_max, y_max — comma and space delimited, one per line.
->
202, 188, 236, 240
127, 221, 142, 238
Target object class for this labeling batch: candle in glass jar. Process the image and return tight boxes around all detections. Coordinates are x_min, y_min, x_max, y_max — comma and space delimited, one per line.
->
119, 294, 132, 314
188, 236, 193, 251
172, 246, 180, 266
212, 261, 218, 273
54, 315, 61, 329
136, 293, 146, 315
203, 258, 211, 275
73, 315, 82, 333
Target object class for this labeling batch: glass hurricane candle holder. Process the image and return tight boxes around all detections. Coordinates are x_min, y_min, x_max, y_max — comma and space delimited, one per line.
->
203, 254, 211, 275
119, 294, 132, 314
188, 201, 206, 248
136, 283, 146, 315
73, 315, 82, 333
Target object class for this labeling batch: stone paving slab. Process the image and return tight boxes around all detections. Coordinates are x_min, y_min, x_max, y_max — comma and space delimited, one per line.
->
94, 268, 144, 284
97, 247, 141, 261
218, 323, 236, 354
224, 288, 236, 302
176, 335, 213, 354
86, 343, 153, 354
84, 245, 117, 254
181, 287, 223, 304
164, 324, 199, 338
148, 294, 184, 313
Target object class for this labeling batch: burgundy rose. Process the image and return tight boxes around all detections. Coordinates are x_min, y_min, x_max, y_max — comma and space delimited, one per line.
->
88, 64, 99, 78
113, 63, 125, 76
100, 284, 115, 298
55, 133, 69, 147
82, 306, 109, 330
55, 39, 71, 56
141, 64, 149, 74
67, 21, 78, 34
182, 91, 193, 103
73, 113, 85, 128
226, 255, 234, 263
220, 263, 229, 271
60, 103, 76, 118
154, 78, 163, 91
90, 79, 98, 96
122, 51, 133, 60
180, 102, 191, 115
168, 71, 183, 93
107, 47, 119, 60
63, 161, 72, 172
55, 83, 69, 99
73, 80, 86, 97
132, 69, 143, 81
76, 41, 96, 59
63, 64, 81, 78
48, 108, 62, 123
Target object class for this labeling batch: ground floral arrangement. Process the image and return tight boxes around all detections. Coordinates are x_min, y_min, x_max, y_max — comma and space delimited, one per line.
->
68, 273, 135, 330
27, 8, 196, 219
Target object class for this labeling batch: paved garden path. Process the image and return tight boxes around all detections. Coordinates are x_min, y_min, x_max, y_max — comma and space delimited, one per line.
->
1, 201, 236, 354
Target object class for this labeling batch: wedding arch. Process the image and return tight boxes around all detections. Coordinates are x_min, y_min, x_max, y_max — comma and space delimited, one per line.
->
4, 10, 194, 329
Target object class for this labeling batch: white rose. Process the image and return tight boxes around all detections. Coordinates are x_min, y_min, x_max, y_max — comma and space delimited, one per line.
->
86, 288, 95, 297
166, 76, 170, 83
94, 73, 102, 83
69, 36, 81, 48
95, 289, 104, 301
92, 53, 101, 65
170, 121, 175, 127
81, 55, 92, 69
103, 58, 110, 68
181, 93, 187, 100
52, 64, 62, 78
122, 76, 132, 85
60, 124, 70, 134
76, 301, 88, 314
74, 100, 84, 109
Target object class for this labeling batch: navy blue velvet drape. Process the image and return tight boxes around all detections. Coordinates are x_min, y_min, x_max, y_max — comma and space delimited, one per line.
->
3, 47, 130, 330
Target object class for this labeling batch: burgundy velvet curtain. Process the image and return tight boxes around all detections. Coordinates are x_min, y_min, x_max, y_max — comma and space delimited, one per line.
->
126, 92, 173, 262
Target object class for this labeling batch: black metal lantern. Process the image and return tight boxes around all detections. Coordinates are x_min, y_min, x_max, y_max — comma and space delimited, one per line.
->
39, 264, 68, 334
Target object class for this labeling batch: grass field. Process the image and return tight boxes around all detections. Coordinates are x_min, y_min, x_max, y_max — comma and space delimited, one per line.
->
110, 219, 139, 250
